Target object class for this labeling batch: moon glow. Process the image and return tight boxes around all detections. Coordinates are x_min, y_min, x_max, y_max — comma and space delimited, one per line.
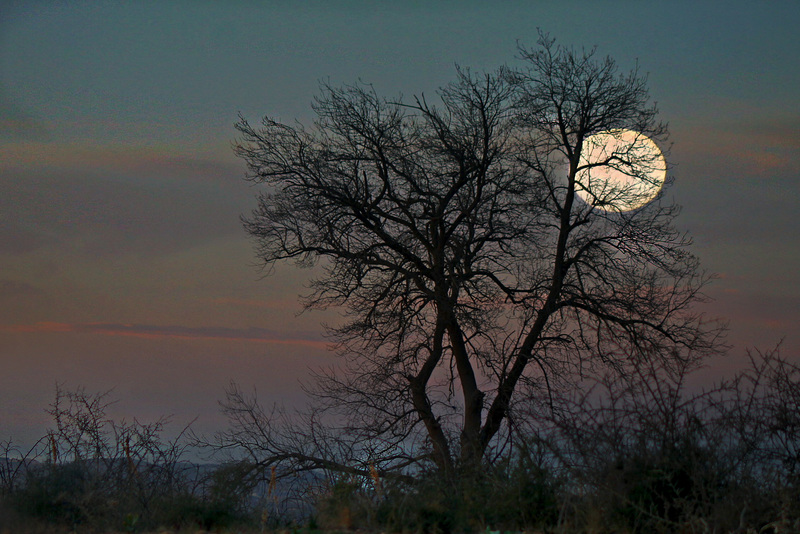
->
575, 129, 667, 212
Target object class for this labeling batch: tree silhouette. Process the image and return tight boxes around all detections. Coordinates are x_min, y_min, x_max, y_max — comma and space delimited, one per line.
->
223, 34, 724, 480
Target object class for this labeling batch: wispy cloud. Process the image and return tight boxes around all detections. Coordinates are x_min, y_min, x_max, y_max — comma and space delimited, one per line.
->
0, 145, 249, 257
0, 279, 42, 298
209, 297, 301, 310
0, 139, 238, 180
0, 322, 328, 349
677, 115, 800, 177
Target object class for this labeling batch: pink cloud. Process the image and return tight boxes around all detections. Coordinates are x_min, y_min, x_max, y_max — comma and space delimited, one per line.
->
209, 297, 300, 310
0, 140, 238, 186
676, 116, 800, 177
0, 321, 328, 349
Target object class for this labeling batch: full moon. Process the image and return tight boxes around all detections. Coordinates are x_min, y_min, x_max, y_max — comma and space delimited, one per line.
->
574, 129, 667, 212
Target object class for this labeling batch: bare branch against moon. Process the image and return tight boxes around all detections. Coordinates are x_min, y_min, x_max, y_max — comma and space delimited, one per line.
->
575, 129, 667, 212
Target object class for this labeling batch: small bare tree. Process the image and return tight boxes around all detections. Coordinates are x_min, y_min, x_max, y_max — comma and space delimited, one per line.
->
35, 386, 199, 527
221, 33, 724, 482
0, 438, 43, 497
516, 343, 800, 532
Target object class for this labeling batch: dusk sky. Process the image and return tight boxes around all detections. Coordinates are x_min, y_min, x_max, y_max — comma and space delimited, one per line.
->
2, 2, 798, 449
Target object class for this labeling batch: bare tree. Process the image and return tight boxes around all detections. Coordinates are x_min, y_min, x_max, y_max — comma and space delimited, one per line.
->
223, 34, 724, 481
38, 386, 200, 526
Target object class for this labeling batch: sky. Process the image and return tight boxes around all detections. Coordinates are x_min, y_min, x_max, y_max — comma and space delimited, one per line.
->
2, 1, 799, 450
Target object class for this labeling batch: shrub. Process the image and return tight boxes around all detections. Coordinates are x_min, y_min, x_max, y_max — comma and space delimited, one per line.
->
368, 451, 560, 533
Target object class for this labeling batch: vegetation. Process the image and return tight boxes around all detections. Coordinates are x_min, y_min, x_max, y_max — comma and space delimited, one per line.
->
3, 346, 797, 533
300, 345, 800, 533
0, 387, 257, 533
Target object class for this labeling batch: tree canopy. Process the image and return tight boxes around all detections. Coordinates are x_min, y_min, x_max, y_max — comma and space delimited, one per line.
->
225, 34, 724, 479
